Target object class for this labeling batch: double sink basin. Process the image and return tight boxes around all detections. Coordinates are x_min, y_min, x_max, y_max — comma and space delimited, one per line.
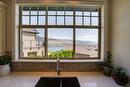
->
35, 77, 81, 87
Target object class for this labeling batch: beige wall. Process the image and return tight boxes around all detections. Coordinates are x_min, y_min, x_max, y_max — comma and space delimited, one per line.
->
1, 0, 8, 5
111, 0, 130, 76
0, 0, 15, 56
6, 0, 15, 55
16, 0, 104, 5
12, 62, 102, 72
0, 7, 3, 55
0, 1, 6, 56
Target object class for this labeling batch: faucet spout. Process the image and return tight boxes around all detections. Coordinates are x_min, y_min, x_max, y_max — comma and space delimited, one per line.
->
57, 58, 62, 75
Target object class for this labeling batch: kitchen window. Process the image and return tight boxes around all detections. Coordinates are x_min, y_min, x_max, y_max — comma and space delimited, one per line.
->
19, 5, 101, 59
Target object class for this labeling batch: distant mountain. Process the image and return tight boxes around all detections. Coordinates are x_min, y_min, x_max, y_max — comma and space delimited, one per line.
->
76, 40, 97, 45
35, 37, 97, 46
48, 38, 97, 46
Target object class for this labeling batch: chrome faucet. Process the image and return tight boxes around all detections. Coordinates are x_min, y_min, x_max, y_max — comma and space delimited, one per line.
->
56, 58, 62, 75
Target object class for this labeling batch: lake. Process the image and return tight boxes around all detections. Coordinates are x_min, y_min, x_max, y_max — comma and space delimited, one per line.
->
48, 46, 64, 51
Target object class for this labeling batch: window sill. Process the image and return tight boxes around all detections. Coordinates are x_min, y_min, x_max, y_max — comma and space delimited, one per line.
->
12, 59, 104, 63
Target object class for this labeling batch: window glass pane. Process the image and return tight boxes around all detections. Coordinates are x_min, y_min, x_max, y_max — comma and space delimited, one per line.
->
57, 11, 64, 15
84, 12, 90, 16
65, 7, 73, 11
84, 17, 90, 25
65, 16, 73, 25
76, 11, 82, 16
91, 17, 98, 26
23, 6, 30, 10
48, 16, 56, 25
75, 29, 98, 58
39, 7, 46, 15
48, 28, 73, 58
57, 16, 64, 25
31, 16, 37, 25
22, 11, 29, 15
22, 6, 30, 15
91, 12, 98, 16
22, 16, 29, 25
65, 11, 73, 15
76, 17, 82, 25
38, 16, 45, 25
48, 11, 56, 15
57, 7, 64, 11
31, 7, 37, 15
76, 7, 83, 12
21, 28, 45, 58
31, 11, 37, 15
39, 11, 46, 15
48, 7, 56, 11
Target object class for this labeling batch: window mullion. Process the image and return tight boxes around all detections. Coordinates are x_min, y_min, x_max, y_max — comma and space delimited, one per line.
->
90, 10, 92, 26
37, 6, 39, 25
19, 6, 22, 58
98, 8, 101, 59
73, 7, 76, 58
56, 7, 57, 25
29, 6, 31, 25
45, 6, 48, 58
82, 10, 84, 26
64, 7, 65, 25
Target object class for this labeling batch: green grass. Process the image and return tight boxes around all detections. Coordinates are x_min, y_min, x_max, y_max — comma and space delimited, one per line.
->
48, 50, 73, 58
28, 52, 37, 57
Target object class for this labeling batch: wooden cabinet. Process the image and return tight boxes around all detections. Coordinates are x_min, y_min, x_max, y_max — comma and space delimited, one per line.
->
0, 1, 6, 55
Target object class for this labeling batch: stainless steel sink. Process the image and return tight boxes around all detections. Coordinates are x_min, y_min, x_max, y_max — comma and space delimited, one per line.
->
35, 77, 81, 87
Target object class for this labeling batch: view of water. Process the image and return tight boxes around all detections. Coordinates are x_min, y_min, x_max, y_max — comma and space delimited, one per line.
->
48, 46, 64, 51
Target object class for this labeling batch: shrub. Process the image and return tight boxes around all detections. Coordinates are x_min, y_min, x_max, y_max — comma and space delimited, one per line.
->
112, 66, 129, 86
48, 50, 73, 58
0, 55, 11, 65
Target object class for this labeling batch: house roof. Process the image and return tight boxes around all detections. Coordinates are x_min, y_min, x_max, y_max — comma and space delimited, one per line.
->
22, 29, 39, 34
